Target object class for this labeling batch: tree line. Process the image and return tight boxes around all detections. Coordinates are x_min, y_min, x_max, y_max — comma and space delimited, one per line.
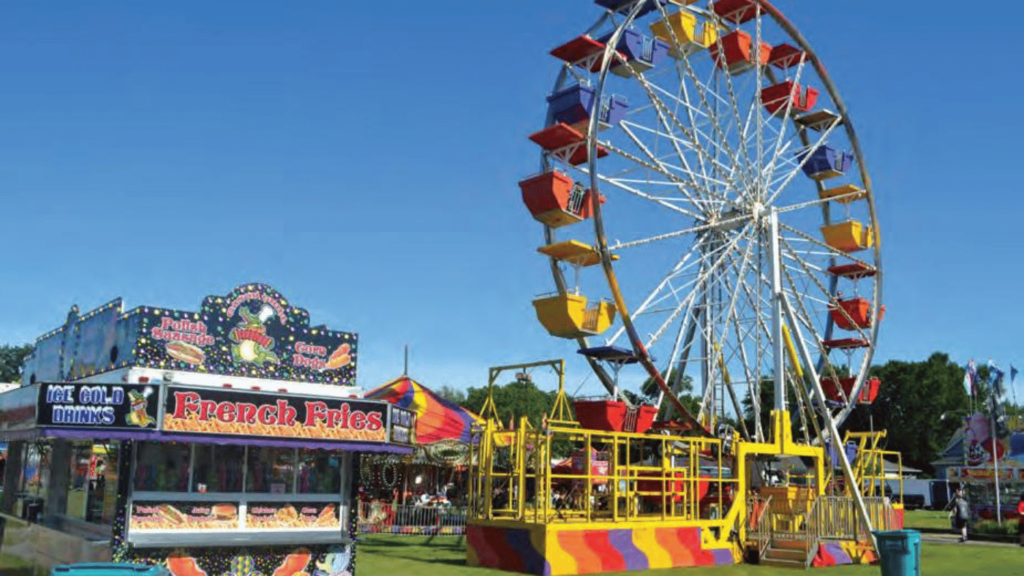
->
3, 342, 1017, 476
442, 352, 1015, 477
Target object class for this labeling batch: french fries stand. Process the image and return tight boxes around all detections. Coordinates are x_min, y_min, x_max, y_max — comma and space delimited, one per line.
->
0, 284, 416, 576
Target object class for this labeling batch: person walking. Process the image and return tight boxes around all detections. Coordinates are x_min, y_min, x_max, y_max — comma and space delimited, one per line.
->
949, 486, 970, 543
1016, 492, 1024, 547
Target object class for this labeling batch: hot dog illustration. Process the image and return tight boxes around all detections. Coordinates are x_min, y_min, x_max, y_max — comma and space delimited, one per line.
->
166, 341, 206, 365
325, 344, 351, 370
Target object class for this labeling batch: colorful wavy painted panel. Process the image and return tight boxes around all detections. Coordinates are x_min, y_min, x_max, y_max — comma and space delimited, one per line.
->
467, 525, 736, 575
811, 541, 877, 568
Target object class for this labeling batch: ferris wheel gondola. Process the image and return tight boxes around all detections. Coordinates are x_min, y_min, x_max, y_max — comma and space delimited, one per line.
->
521, 0, 883, 443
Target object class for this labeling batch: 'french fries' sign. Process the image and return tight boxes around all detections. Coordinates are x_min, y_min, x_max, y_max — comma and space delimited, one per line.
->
163, 385, 389, 442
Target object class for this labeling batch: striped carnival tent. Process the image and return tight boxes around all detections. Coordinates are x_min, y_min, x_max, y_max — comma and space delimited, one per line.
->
365, 376, 482, 446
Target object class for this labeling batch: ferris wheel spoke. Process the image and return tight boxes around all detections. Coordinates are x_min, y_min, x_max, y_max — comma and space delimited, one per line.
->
726, 304, 765, 441
608, 213, 753, 252
627, 75, 717, 206
761, 57, 811, 189
575, 161, 704, 220
710, 65, 763, 195
704, 229, 759, 390
603, 235, 711, 345
680, 80, 759, 200
778, 222, 873, 268
725, 244, 774, 346
644, 2, 739, 195
696, 233, 771, 419
775, 193, 856, 214
780, 240, 871, 344
764, 117, 844, 207
667, 42, 751, 196
642, 226, 751, 349
617, 120, 733, 202
660, 294, 700, 380
643, 284, 700, 351
752, 7, 767, 201
627, 83, 746, 204
645, 76, 743, 165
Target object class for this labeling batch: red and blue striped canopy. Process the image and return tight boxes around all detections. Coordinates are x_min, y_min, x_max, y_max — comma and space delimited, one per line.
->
366, 376, 481, 444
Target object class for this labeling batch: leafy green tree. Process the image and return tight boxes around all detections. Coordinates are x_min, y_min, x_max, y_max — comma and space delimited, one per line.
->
0, 344, 31, 383
631, 370, 701, 420
435, 384, 467, 406
463, 378, 559, 429
843, 352, 970, 475
741, 377, 806, 441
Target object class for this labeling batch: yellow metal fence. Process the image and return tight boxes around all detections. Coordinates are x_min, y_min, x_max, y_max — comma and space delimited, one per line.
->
469, 419, 741, 527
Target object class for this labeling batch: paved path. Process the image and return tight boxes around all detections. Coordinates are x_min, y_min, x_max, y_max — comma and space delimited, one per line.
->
921, 532, 1017, 546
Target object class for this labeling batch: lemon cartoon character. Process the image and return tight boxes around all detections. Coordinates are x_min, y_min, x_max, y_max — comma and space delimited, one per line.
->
126, 390, 156, 427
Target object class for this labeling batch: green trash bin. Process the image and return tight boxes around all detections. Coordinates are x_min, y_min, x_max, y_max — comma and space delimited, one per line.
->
49, 563, 170, 576
873, 530, 921, 576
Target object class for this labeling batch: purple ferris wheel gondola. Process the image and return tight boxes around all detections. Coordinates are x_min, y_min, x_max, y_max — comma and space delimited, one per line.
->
596, 29, 670, 76
594, 0, 667, 18
797, 145, 855, 181
547, 84, 629, 131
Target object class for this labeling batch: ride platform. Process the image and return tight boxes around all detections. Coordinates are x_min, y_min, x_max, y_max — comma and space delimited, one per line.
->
538, 240, 616, 267
529, 123, 610, 166
769, 43, 806, 69
466, 408, 896, 574
712, 0, 760, 24
467, 519, 738, 576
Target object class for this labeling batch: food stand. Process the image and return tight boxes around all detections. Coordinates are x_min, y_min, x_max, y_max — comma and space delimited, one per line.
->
0, 284, 416, 576
947, 412, 1024, 522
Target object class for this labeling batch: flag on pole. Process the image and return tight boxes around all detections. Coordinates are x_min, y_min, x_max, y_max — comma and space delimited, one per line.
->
1011, 365, 1018, 404
989, 360, 1005, 397
967, 359, 977, 395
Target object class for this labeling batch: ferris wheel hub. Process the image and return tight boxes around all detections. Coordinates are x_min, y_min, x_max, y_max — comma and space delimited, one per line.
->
706, 208, 747, 233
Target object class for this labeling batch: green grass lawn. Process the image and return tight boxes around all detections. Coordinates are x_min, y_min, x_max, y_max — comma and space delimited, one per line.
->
903, 509, 953, 531
357, 535, 1023, 576
0, 552, 38, 576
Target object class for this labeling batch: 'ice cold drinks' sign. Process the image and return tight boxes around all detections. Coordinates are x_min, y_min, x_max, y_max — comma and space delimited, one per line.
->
38, 383, 159, 430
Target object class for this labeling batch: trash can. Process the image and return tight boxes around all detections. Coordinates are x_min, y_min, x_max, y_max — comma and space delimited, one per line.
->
49, 563, 171, 576
873, 530, 921, 576
24, 497, 44, 523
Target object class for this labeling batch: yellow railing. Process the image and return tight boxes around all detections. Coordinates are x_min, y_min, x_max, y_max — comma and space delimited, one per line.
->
748, 495, 773, 558
470, 419, 741, 527
808, 496, 898, 542
581, 307, 602, 332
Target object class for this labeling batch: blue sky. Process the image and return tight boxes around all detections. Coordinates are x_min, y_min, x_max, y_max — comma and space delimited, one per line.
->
2, 1, 1022, 402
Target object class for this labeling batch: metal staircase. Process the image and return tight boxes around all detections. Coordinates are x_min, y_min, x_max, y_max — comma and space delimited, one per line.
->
750, 491, 901, 569
750, 495, 819, 569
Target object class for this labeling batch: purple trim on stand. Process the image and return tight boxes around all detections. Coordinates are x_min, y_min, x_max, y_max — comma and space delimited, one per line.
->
41, 428, 412, 453
0, 428, 42, 441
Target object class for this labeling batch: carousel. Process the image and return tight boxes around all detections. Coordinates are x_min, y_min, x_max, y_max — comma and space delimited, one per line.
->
357, 376, 481, 534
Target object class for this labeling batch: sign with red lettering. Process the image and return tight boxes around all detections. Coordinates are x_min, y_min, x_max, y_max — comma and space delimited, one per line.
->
130, 500, 240, 531
246, 501, 339, 530
22, 283, 359, 386
162, 385, 388, 442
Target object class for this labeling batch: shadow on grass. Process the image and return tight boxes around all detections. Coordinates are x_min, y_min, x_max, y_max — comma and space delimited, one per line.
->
359, 535, 468, 566
361, 536, 465, 549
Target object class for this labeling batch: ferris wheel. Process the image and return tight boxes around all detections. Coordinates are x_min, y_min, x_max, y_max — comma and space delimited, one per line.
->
521, 0, 882, 442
